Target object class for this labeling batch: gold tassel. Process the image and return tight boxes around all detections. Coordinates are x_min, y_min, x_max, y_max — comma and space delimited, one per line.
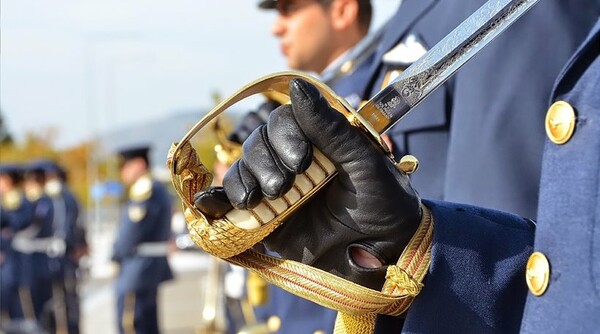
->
334, 312, 376, 334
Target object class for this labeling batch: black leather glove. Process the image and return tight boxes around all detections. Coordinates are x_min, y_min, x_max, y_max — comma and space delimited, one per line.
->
196, 78, 422, 290
227, 100, 280, 145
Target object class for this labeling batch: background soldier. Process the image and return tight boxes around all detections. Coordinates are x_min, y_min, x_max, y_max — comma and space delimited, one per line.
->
112, 145, 173, 334
41, 160, 86, 334
21, 162, 55, 327
0, 164, 33, 326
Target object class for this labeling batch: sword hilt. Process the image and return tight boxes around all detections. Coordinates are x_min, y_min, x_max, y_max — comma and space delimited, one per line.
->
167, 71, 389, 258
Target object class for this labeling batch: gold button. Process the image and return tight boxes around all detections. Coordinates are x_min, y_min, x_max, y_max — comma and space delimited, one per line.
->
398, 155, 419, 174
545, 100, 576, 144
267, 315, 281, 332
314, 331, 326, 334
525, 252, 550, 296
340, 60, 353, 74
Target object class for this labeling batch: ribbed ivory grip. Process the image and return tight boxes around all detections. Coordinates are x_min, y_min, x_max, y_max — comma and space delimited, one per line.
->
225, 148, 336, 229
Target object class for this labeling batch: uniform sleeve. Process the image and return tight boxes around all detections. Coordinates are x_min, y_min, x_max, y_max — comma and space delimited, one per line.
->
64, 192, 82, 249
397, 199, 535, 333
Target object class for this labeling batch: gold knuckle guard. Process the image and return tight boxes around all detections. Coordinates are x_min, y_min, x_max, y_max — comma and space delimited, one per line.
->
167, 72, 433, 332
167, 71, 379, 258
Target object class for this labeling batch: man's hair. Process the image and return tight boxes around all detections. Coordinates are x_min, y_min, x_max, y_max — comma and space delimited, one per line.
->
321, 0, 371, 33
356, 0, 372, 33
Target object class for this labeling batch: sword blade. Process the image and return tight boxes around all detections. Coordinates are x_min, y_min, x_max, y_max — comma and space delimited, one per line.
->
358, 0, 539, 134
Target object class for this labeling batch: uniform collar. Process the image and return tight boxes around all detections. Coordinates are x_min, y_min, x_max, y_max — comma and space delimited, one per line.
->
376, 0, 438, 60
321, 27, 385, 84
551, 18, 600, 102
129, 173, 153, 202
45, 179, 63, 197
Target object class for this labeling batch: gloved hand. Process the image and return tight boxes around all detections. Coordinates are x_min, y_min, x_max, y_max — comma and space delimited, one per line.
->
227, 100, 280, 145
196, 78, 422, 290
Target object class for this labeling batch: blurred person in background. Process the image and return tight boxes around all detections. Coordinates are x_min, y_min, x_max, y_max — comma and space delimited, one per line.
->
0, 164, 33, 328
17, 162, 56, 328
111, 145, 173, 334
40, 160, 86, 334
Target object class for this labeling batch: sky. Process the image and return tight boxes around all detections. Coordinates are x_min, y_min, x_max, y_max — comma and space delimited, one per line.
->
1, 0, 400, 149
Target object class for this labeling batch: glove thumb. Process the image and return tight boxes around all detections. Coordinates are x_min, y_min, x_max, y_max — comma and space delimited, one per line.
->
289, 78, 386, 173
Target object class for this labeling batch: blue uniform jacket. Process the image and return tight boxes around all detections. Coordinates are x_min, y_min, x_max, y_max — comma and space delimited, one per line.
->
364, 0, 598, 219
57, 186, 81, 253
1, 192, 33, 288
374, 15, 600, 334
112, 177, 173, 293
519, 17, 600, 333
332, 50, 378, 109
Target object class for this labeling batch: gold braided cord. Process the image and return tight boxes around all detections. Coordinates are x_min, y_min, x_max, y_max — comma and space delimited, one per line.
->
223, 206, 433, 334
228, 251, 401, 315
332, 207, 433, 334
380, 205, 433, 315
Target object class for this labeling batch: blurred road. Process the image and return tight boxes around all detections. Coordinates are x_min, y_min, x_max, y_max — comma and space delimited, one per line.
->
80, 250, 211, 334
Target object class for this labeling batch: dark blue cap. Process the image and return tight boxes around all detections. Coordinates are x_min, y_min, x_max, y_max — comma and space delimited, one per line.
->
25, 160, 49, 176
258, 0, 277, 9
118, 145, 150, 164
0, 164, 23, 176
0, 164, 24, 183
27, 159, 62, 174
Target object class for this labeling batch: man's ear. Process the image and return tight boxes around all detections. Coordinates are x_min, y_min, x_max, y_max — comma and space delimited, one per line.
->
330, 0, 359, 31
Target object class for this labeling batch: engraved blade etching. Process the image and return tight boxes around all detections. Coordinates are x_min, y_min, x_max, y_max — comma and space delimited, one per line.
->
358, 0, 539, 134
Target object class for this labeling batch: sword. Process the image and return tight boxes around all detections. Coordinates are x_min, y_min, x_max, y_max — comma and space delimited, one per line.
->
168, 0, 540, 259
358, 0, 540, 135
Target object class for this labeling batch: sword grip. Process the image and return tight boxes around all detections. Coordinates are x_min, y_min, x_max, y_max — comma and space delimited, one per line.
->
168, 71, 388, 259
224, 148, 337, 230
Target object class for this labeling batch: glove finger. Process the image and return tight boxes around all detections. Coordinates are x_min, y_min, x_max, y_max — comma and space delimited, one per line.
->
194, 186, 233, 218
289, 78, 383, 170
241, 124, 295, 199
223, 159, 263, 209
267, 104, 313, 174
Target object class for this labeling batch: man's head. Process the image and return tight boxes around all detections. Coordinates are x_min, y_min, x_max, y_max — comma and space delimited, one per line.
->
118, 146, 150, 186
261, 0, 372, 74
0, 164, 23, 193
30, 159, 65, 181
30, 159, 68, 195
23, 162, 47, 198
